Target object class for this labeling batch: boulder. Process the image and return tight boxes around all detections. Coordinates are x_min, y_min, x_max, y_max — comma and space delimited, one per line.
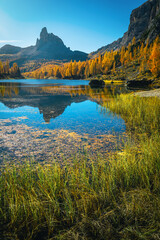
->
126, 79, 154, 88
89, 80, 105, 88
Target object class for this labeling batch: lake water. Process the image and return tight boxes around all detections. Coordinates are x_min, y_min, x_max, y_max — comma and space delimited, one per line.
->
0, 79, 127, 164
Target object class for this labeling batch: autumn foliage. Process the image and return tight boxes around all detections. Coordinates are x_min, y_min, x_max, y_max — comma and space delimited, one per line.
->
22, 37, 160, 80
0, 61, 21, 78
148, 37, 160, 77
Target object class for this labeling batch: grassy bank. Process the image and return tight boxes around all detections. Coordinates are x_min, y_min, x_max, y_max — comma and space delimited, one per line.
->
1, 95, 160, 240
106, 94, 160, 134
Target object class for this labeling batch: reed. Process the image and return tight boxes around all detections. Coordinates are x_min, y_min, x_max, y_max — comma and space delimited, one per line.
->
1, 95, 160, 240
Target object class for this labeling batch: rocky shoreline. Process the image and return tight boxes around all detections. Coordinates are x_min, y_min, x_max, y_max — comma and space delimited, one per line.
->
134, 89, 160, 98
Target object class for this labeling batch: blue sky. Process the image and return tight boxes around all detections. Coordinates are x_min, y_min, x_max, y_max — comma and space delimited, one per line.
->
0, 0, 146, 53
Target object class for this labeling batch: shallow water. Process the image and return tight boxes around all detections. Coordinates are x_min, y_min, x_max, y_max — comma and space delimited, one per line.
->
0, 79, 127, 163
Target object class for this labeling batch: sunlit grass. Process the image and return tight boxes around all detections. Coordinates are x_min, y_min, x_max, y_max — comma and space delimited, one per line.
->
1, 95, 160, 240
104, 80, 123, 84
105, 94, 160, 134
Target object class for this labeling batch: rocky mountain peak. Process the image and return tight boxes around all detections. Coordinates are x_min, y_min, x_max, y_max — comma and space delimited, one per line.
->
40, 27, 48, 40
36, 27, 64, 49
0, 27, 88, 63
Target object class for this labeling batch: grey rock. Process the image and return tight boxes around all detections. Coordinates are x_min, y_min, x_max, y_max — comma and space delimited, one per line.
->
90, 0, 160, 58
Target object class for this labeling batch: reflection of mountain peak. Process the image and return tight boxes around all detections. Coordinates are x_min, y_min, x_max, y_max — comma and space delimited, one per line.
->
38, 95, 75, 122
0, 82, 127, 123
0, 84, 88, 122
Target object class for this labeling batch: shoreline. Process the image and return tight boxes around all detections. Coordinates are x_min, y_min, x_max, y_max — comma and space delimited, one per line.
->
134, 88, 160, 98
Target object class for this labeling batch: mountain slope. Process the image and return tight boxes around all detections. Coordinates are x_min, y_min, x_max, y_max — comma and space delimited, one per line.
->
90, 0, 160, 58
0, 45, 22, 54
0, 28, 88, 65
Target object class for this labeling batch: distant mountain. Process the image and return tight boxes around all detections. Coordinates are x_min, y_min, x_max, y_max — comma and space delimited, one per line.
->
30, 27, 87, 61
0, 45, 22, 54
1, 0, 160, 66
0, 27, 88, 65
90, 0, 160, 58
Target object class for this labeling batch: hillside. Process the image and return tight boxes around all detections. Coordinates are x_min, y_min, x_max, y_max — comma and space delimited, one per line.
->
1, 0, 160, 78
24, 35, 160, 85
89, 0, 160, 58
0, 61, 23, 79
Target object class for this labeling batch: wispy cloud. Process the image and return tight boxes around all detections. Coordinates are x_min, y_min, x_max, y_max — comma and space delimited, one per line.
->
0, 40, 22, 43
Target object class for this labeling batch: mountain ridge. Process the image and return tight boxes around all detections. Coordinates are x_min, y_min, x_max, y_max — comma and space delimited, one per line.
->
1, 0, 160, 66
89, 0, 160, 58
0, 27, 88, 65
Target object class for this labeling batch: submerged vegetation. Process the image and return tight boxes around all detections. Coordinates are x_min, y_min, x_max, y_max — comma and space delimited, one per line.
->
1, 94, 160, 240
24, 37, 160, 82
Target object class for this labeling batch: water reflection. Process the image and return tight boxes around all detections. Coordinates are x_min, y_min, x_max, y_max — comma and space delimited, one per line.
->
0, 81, 128, 123
0, 80, 128, 163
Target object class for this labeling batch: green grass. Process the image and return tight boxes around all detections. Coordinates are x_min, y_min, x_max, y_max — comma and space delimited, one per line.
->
106, 94, 160, 134
1, 95, 160, 240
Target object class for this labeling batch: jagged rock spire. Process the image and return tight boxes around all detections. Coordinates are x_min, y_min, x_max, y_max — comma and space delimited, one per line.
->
40, 27, 48, 40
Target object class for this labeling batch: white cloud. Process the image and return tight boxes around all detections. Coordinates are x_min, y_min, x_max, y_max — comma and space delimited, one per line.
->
0, 40, 22, 43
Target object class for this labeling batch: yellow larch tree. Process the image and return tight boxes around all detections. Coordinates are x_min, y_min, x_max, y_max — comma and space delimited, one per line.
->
148, 37, 160, 77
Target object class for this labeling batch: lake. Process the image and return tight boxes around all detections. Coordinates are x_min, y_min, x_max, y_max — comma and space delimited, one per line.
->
0, 79, 127, 164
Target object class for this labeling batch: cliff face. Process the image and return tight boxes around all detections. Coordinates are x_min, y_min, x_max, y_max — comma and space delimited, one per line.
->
36, 27, 65, 49
121, 0, 160, 45
34, 27, 73, 59
1, 0, 160, 63
90, 0, 160, 58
